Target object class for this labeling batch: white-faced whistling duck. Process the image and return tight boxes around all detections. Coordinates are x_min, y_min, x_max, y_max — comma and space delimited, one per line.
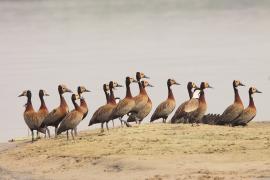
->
231, 87, 262, 126
89, 82, 122, 132
37, 89, 50, 138
215, 80, 245, 125
57, 94, 83, 140
110, 76, 138, 127
18, 90, 46, 142
171, 82, 198, 124
131, 72, 150, 113
43, 84, 72, 137
72, 86, 91, 136
150, 79, 180, 123
127, 80, 153, 124
180, 82, 213, 125
88, 83, 111, 129
190, 82, 213, 125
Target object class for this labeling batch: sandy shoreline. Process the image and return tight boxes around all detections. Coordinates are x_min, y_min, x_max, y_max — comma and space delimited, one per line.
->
0, 122, 270, 180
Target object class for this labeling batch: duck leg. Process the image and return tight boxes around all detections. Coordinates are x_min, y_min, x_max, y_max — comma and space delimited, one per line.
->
46, 127, 51, 138
31, 130, 34, 143
106, 122, 109, 131
112, 120, 115, 128
55, 126, 58, 138
66, 130, 69, 140
101, 123, 104, 133
74, 127, 78, 136
119, 118, 123, 127
71, 130, 75, 140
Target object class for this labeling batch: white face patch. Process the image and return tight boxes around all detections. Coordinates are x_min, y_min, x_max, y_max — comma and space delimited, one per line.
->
192, 89, 200, 99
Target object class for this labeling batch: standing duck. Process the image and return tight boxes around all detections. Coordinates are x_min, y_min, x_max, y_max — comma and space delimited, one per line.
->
73, 86, 90, 136
89, 81, 122, 131
57, 94, 83, 140
43, 85, 72, 137
77, 86, 91, 120
150, 79, 180, 123
130, 72, 150, 118
127, 80, 153, 124
232, 87, 262, 126
215, 80, 245, 125
110, 76, 138, 127
36, 89, 50, 138
171, 82, 198, 124
18, 90, 46, 142
187, 82, 213, 125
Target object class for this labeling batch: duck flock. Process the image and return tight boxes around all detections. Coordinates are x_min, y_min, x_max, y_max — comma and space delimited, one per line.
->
18, 72, 262, 142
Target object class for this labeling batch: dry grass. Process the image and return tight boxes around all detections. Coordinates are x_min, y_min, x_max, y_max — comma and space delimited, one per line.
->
0, 122, 270, 179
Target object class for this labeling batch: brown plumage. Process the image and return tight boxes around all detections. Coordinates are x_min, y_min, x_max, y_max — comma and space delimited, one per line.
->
77, 86, 91, 120
36, 89, 50, 137
57, 94, 83, 140
131, 72, 150, 114
43, 84, 72, 137
232, 87, 262, 126
89, 83, 111, 126
182, 82, 213, 125
171, 82, 198, 124
110, 77, 137, 126
18, 90, 46, 142
127, 80, 153, 123
215, 80, 245, 125
150, 79, 180, 123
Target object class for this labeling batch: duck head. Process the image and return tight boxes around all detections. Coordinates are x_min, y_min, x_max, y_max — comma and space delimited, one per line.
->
78, 86, 91, 95
126, 76, 138, 86
233, 80, 245, 88
58, 84, 72, 94
167, 79, 180, 87
141, 80, 154, 88
39, 89, 49, 97
136, 72, 150, 81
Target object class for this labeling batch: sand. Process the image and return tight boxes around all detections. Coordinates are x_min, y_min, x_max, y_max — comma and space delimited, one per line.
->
0, 122, 270, 180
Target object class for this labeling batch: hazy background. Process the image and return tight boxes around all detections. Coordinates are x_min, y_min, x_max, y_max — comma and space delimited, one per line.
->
0, 0, 269, 142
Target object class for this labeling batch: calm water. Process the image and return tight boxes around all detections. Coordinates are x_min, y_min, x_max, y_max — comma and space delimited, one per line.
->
0, 0, 270, 142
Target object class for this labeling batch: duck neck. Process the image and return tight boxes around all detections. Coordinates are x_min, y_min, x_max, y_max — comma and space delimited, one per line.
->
39, 95, 47, 110
109, 88, 117, 105
26, 95, 34, 112
104, 91, 109, 104
249, 93, 256, 109
168, 85, 175, 100
234, 86, 243, 105
60, 93, 68, 108
126, 83, 132, 98
79, 93, 88, 108
72, 99, 80, 111
188, 87, 193, 99
199, 90, 206, 104
138, 81, 143, 93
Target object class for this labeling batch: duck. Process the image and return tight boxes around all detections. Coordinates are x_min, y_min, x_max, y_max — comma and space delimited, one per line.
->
43, 84, 72, 137
187, 82, 213, 125
215, 80, 245, 125
36, 89, 50, 138
150, 79, 180, 123
18, 90, 46, 142
57, 94, 83, 140
231, 87, 262, 126
89, 81, 122, 131
127, 80, 153, 124
73, 86, 90, 136
110, 76, 138, 127
171, 82, 198, 124
130, 72, 150, 117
